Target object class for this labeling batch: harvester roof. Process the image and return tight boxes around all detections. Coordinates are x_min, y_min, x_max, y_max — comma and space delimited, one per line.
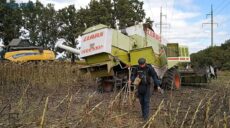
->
83, 24, 108, 34
8, 38, 30, 47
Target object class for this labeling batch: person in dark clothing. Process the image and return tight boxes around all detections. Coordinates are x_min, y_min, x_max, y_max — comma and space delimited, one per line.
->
130, 58, 161, 120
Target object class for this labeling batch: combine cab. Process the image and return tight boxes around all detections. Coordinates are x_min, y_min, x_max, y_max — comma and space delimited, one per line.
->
1, 39, 55, 62
57, 24, 208, 91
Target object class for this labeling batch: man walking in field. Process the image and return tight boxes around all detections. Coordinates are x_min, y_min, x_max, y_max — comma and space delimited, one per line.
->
130, 58, 162, 120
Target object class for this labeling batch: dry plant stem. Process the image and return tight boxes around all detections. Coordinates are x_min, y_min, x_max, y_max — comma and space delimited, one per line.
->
84, 91, 96, 112
109, 113, 128, 119
64, 95, 73, 125
229, 98, 230, 114
109, 86, 125, 110
170, 101, 181, 128
88, 101, 103, 115
76, 101, 103, 126
128, 67, 132, 105
204, 93, 216, 128
40, 96, 49, 128
53, 87, 73, 109
169, 101, 172, 125
204, 98, 211, 128
210, 91, 226, 120
74, 88, 81, 96
147, 100, 165, 128
18, 84, 30, 112
76, 92, 97, 126
122, 83, 129, 105
132, 85, 137, 105
53, 93, 69, 109
169, 87, 175, 125
215, 117, 220, 128
54, 88, 80, 110
223, 112, 227, 128
180, 106, 191, 128
189, 99, 204, 128
85, 91, 96, 111
142, 99, 164, 128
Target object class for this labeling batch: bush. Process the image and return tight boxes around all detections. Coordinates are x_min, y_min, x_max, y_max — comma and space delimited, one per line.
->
222, 62, 230, 70
191, 39, 230, 70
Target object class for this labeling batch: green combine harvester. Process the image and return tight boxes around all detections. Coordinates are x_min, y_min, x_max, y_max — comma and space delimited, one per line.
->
56, 24, 208, 91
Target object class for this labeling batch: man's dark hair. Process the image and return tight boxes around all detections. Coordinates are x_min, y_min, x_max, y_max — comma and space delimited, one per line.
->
138, 58, 146, 65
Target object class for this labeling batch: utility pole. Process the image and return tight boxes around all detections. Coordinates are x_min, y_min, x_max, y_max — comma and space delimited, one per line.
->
156, 7, 170, 42
160, 6, 163, 37
202, 4, 218, 47
211, 5, 213, 47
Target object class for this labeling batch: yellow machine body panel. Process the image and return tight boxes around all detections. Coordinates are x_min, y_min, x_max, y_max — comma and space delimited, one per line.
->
130, 47, 161, 67
4, 50, 55, 62
111, 46, 129, 64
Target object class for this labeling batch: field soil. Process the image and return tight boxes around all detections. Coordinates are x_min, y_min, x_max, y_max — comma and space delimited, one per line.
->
0, 62, 229, 128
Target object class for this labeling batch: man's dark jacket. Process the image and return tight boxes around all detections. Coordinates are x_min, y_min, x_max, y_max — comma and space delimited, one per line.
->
131, 64, 160, 94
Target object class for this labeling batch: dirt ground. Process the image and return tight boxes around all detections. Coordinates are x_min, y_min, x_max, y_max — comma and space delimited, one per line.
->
0, 63, 229, 128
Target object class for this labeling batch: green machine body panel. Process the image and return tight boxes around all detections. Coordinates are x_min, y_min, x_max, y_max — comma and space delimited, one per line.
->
166, 43, 190, 68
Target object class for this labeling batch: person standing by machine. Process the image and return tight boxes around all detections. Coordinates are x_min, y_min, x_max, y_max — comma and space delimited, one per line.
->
130, 58, 163, 120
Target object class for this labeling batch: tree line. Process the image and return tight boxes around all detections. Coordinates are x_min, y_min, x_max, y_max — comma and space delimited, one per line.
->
191, 39, 230, 70
0, 0, 152, 50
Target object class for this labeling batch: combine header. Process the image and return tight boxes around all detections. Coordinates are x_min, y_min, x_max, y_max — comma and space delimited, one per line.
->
0, 39, 55, 62
57, 24, 208, 91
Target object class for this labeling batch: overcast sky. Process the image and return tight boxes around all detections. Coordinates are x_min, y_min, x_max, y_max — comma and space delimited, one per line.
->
14, 0, 230, 53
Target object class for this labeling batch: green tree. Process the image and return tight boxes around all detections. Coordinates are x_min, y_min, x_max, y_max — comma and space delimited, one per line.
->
78, 0, 145, 29
191, 39, 230, 70
38, 4, 58, 50
21, 0, 44, 46
77, 0, 115, 28
0, 0, 6, 40
114, 0, 145, 28
1, 0, 22, 45
88, 0, 115, 28
57, 5, 85, 62
21, 1, 58, 50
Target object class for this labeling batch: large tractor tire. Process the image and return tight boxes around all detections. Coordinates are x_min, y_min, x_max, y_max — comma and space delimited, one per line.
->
162, 67, 181, 90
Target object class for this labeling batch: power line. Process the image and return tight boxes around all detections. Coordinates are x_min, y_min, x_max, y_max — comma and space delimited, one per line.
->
213, 0, 226, 11
212, 1, 230, 31
215, 1, 230, 15
166, 0, 175, 40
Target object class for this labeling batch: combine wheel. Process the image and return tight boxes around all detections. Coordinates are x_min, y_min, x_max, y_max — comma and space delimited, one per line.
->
162, 67, 181, 90
97, 78, 113, 93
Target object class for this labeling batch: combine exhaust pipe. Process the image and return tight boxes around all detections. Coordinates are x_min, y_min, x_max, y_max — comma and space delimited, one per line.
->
55, 39, 80, 55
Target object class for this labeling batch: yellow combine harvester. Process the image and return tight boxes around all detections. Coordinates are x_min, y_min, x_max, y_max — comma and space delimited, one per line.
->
0, 39, 55, 62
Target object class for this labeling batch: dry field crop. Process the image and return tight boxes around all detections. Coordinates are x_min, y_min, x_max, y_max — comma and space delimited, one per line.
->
0, 62, 229, 128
